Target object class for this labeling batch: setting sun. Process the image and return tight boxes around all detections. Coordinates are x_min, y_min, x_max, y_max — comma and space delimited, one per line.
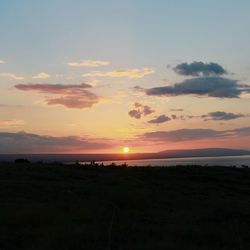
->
122, 147, 130, 153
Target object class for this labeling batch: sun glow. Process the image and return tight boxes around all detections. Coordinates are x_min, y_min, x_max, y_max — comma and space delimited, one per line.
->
122, 147, 130, 153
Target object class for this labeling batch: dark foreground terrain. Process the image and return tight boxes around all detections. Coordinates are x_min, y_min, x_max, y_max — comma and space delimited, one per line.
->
1, 162, 250, 250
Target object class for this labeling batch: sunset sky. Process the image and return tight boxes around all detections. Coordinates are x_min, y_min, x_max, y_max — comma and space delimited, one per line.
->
0, 0, 250, 153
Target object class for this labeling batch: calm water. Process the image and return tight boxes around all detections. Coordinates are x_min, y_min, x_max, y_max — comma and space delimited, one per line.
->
1, 154, 250, 167
95, 155, 250, 167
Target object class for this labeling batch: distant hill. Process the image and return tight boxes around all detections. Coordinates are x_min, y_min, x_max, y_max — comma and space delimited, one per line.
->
155, 148, 250, 159
0, 148, 250, 163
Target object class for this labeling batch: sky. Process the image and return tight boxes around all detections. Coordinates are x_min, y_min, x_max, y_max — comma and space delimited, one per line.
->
0, 0, 250, 154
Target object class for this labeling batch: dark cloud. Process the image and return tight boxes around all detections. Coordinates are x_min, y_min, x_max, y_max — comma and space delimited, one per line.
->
140, 126, 250, 143
15, 83, 92, 94
148, 115, 171, 124
128, 109, 142, 119
15, 83, 99, 109
143, 105, 155, 115
174, 61, 227, 76
128, 102, 155, 119
140, 128, 228, 142
233, 127, 250, 136
133, 86, 145, 92
146, 77, 250, 98
170, 108, 184, 112
134, 102, 143, 108
0, 131, 110, 153
202, 111, 245, 121
169, 111, 246, 121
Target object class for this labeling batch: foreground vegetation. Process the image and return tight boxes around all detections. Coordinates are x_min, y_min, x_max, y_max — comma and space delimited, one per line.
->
1, 162, 250, 250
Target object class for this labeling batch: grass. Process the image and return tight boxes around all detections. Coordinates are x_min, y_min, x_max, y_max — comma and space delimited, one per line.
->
1, 162, 250, 249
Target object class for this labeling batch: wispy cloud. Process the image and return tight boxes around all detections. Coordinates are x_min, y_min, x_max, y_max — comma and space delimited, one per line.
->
33, 72, 50, 79
0, 131, 111, 153
0, 119, 25, 128
148, 115, 171, 124
82, 68, 155, 79
0, 72, 24, 80
202, 111, 246, 121
67, 60, 110, 67
170, 111, 247, 121
170, 108, 184, 112
0, 60, 6, 64
140, 129, 229, 142
139, 126, 250, 142
15, 83, 99, 109
0, 104, 26, 108
15, 83, 92, 94
233, 127, 250, 136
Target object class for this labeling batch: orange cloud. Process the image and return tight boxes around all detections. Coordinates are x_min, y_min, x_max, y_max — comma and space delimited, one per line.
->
0, 119, 25, 128
33, 72, 50, 79
67, 60, 110, 67
82, 68, 155, 79
0, 72, 24, 80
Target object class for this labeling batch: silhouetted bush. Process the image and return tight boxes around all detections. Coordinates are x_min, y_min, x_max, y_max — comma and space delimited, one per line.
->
14, 158, 30, 164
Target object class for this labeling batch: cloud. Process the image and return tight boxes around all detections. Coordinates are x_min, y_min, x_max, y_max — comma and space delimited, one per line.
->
128, 110, 142, 119
0, 119, 25, 128
0, 104, 26, 108
174, 61, 227, 76
82, 68, 155, 79
202, 111, 245, 121
15, 83, 99, 109
170, 108, 184, 112
140, 126, 250, 143
0, 131, 111, 153
33, 72, 50, 79
143, 106, 155, 116
148, 115, 171, 124
46, 94, 98, 109
128, 102, 155, 119
140, 128, 229, 142
133, 86, 145, 92
230, 126, 250, 137
0, 60, 6, 64
146, 77, 250, 98
15, 83, 92, 94
0, 72, 24, 80
134, 102, 143, 108
168, 111, 247, 121
67, 60, 110, 67
233, 127, 250, 136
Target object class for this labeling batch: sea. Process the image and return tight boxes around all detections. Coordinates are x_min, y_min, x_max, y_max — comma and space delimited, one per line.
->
95, 155, 250, 167
1, 154, 250, 167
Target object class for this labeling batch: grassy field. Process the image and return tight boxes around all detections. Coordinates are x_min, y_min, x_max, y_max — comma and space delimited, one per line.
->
1, 162, 250, 250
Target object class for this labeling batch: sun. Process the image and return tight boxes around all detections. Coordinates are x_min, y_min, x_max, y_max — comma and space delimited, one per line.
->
122, 147, 130, 154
